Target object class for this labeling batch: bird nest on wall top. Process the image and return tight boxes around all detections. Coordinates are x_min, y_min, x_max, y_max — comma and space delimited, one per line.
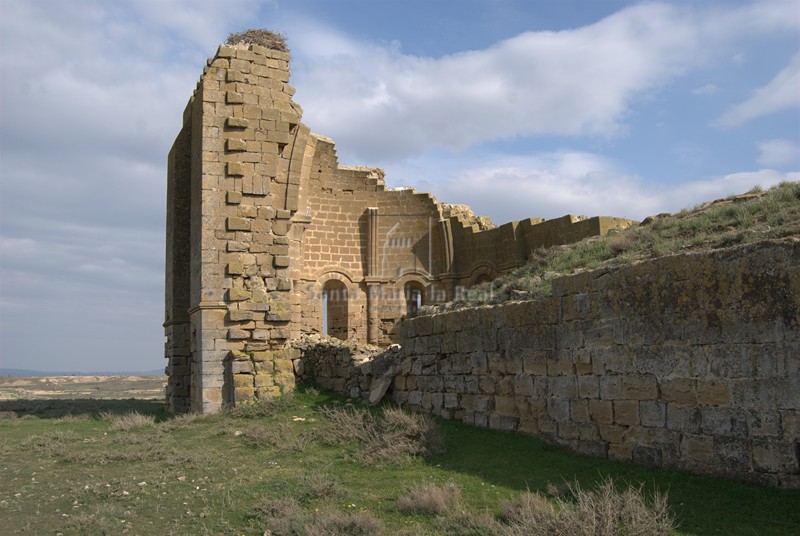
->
225, 29, 289, 52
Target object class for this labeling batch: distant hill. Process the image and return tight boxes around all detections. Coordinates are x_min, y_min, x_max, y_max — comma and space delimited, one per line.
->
0, 368, 164, 377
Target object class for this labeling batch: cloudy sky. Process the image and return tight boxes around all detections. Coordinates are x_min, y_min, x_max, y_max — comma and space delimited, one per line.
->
0, 0, 798, 373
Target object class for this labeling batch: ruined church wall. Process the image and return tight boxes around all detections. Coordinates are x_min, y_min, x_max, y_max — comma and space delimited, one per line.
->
298, 240, 800, 487
296, 137, 448, 344
448, 215, 635, 284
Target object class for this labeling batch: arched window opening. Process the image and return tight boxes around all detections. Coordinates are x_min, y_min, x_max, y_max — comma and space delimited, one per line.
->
322, 280, 348, 340
405, 281, 425, 317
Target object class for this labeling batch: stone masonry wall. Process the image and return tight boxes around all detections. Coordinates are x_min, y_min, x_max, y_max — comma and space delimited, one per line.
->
449, 214, 635, 282
296, 239, 800, 488
165, 43, 304, 413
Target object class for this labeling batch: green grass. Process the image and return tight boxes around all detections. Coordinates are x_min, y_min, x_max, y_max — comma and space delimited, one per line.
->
453, 181, 800, 306
1, 390, 798, 535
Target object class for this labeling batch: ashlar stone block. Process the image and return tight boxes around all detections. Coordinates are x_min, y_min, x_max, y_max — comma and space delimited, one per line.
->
226, 191, 242, 205
227, 162, 246, 177
226, 90, 244, 104
613, 400, 640, 426
227, 288, 251, 301
227, 217, 251, 231
226, 117, 249, 128
226, 138, 247, 152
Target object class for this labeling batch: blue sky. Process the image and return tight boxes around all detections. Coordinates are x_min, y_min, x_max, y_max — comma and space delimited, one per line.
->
0, 0, 798, 373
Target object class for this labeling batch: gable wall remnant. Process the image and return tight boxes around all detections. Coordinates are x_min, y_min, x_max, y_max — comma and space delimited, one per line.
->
165, 40, 633, 414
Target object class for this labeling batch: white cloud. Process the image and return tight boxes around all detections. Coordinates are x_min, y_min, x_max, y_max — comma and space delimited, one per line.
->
692, 83, 719, 95
397, 151, 797, 223
290, 0, 798, 162
293, 2, 704, 160
757, 138, 800, 167
129, 0, 264, 49
718, 52, 800, 127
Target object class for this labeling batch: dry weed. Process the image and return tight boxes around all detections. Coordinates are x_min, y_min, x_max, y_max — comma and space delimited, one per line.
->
296, 471, 345, 503
498, 477, 674, 536
318, 404, 442, 465
241, 421, 312, 453
251, 496, 307, 534
396, 482, 461, 515
54, 412, 93, 423
158, 411, 204, 432
305, 508, 383, 536
101, 411, 155, 431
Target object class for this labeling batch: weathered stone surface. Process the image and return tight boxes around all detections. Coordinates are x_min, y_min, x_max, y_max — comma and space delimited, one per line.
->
227, 288, 251, 301
226, 217, 251, 231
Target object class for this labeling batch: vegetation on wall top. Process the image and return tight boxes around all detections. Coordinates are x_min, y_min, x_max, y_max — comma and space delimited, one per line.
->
226, 28, 289, 52
438, 181, 800, 310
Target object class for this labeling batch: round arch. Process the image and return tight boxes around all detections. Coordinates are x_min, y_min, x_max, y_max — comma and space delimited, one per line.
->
466, 263, 497, 287
395, 272, 431, 317
312, 271, 361, 341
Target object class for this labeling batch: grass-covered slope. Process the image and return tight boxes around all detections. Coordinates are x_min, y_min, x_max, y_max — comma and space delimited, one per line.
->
1, 390, 799, 535
445, 181, 800, 308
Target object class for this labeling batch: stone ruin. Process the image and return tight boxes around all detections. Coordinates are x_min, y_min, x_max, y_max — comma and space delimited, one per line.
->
164, 33, 800, 487
164, 34, 634, 413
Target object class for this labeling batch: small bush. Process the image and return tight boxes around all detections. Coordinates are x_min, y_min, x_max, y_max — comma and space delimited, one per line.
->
433, 510, 498, 536
318, 405, 442, 465
103, 411, 155, 431
396, 482, 461, 515
296, 471, 345, 503
226, 29, 288, 52
54, 413, 93, 423
251, 497, 307, 535
305, 509, 383, 536
251, 498, 382, 536
157, 411, 203, 432
498, 477, 674, 536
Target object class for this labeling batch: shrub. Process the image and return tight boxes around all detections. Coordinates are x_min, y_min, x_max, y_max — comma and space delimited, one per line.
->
296, 471, 345, 503
54, 413, 93, 423
240, 421, 311, 453
102, 411, 155, 431
251, 498, 382, 536
305, 508, 383, 536
251, 497, 307, 535
157, 411, 203, 432
498, 477, 674, 536
318, 405, 442, 465
396, 482, 461, 515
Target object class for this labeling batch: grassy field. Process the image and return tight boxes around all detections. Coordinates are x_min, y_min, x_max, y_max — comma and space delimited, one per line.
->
1, 386, 798, 535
